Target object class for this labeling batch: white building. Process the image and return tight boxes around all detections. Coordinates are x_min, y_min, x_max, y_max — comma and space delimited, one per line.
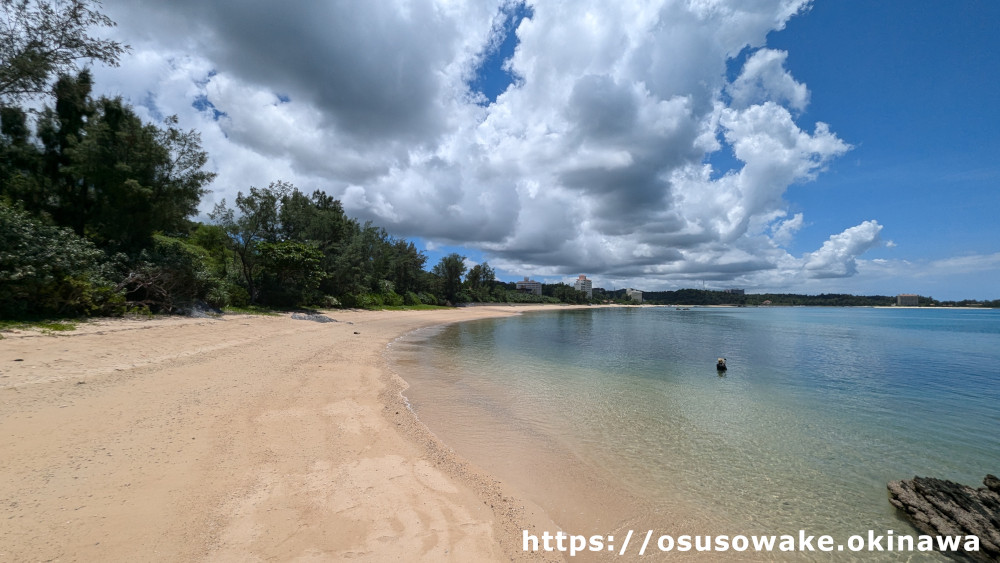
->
516, 276, 542, 295
573, 275, 593, 298
897, 294, 919, 306
626, 288, 643, 303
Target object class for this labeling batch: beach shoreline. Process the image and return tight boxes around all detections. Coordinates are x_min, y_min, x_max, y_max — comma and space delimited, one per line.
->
0, 305, 590, 561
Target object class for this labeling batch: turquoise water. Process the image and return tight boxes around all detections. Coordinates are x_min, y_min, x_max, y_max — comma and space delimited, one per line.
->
391, 307, 1000, 556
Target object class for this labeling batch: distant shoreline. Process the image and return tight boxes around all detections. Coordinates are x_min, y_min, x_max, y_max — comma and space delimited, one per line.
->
621, 303, 996, 309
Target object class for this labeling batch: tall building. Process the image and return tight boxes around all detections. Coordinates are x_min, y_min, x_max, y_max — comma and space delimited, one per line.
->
897, 294, 919, 306
626, 288, 643, 303
573, 274, 593, 298
516, 276, 542, 295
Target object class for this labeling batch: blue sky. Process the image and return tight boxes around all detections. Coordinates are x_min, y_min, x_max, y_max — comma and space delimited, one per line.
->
95, 1, 999, 300
768, 1, 1000, 262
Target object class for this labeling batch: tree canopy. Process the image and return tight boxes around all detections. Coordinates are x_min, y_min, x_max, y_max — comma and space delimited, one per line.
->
432, 253, 466, 304
2, 70, 214, 253
0, 0, 127, 103
0, 0, 128, 105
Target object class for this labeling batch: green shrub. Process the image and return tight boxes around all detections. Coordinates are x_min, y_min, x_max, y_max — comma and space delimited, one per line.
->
340, 293, 386, 309
204, 280, 250, 309
223, 282, 250, 308
318, 295, 340, 308
119, 234, 221, 313
0, 202, 123, 318
382, 291, 404, 307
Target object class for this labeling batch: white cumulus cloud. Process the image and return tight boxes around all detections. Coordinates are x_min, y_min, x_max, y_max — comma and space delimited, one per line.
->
89, 0, 888, 290
803, 220, 884, 278
727, 48, 810, 112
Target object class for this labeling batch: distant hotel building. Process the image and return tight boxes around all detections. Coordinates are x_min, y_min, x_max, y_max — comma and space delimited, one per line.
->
573, 275, 593, 298
724, 288, 745, 295
897, 294, 919, 306
516, 276, 542, 295
626, 288, 643, 303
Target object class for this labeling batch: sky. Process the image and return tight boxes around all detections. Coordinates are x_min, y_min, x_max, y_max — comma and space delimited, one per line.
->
88, 0, 1000, 300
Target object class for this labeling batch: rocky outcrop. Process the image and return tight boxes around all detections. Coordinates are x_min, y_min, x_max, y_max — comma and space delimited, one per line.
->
888, 474, 1000, 561
290, 312, 336, 323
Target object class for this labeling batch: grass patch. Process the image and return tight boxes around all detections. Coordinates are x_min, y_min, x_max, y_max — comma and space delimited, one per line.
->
222, 305, 282, 316
0, 319, 78, 334
36, 321, 76, 331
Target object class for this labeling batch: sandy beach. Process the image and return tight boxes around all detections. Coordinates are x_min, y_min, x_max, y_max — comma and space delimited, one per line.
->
0, 306, 578, 562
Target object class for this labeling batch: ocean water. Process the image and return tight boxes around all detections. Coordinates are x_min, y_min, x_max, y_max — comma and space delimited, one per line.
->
390, 307, 1000, 558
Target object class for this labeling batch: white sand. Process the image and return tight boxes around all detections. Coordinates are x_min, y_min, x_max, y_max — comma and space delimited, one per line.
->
0, 306, 581, 561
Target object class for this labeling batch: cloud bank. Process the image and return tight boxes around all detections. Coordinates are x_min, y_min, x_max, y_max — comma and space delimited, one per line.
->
94, 0, 888, 290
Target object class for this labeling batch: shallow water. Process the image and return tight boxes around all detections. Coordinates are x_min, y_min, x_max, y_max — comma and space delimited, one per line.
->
390, 307, 1000, 559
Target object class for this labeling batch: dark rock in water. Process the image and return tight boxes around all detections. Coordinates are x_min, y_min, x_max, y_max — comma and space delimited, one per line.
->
986, 475, 1000, 496
291, 313, 336, 323
887, 474, 1000, 561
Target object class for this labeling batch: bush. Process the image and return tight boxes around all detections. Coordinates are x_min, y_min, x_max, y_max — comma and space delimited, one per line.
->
318, 295, 340, 309
225, 283, 251, 308
0, 202, 123, 318
204, 280, 249, 309
339, 293, 382, 309
499, 289, 560, 304
119, 234, 221, 313
382, 291, 404, 307
336, 291, 408, 309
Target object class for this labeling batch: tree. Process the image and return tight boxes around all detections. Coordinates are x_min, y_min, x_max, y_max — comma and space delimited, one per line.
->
0, 0, 127, 103
188, 223, 230, 278
256, 240, 323, 306
547, 282, 587, 304
210, 182, 288, 303
465, 261, 495, 301
279, 188, 356, 295
29, 72, 214, 251
279, 189, 351, 251
432, 253, 466, 304
34, 70, 92, 232
0, 105, 44, 207
386, 238, 427, 296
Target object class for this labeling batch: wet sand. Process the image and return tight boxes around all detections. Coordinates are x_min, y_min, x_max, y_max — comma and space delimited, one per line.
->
0, 306, 582, 562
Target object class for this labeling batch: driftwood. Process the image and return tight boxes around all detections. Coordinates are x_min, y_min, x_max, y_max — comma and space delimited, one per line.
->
887, 474, 1000, 561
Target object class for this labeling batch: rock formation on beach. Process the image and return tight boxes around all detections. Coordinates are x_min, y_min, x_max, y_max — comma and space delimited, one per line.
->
887, 474, 1000, 561
290, 312, 337, 323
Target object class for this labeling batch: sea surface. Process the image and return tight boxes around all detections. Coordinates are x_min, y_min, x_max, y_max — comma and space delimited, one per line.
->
389, 307, 1000, 559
